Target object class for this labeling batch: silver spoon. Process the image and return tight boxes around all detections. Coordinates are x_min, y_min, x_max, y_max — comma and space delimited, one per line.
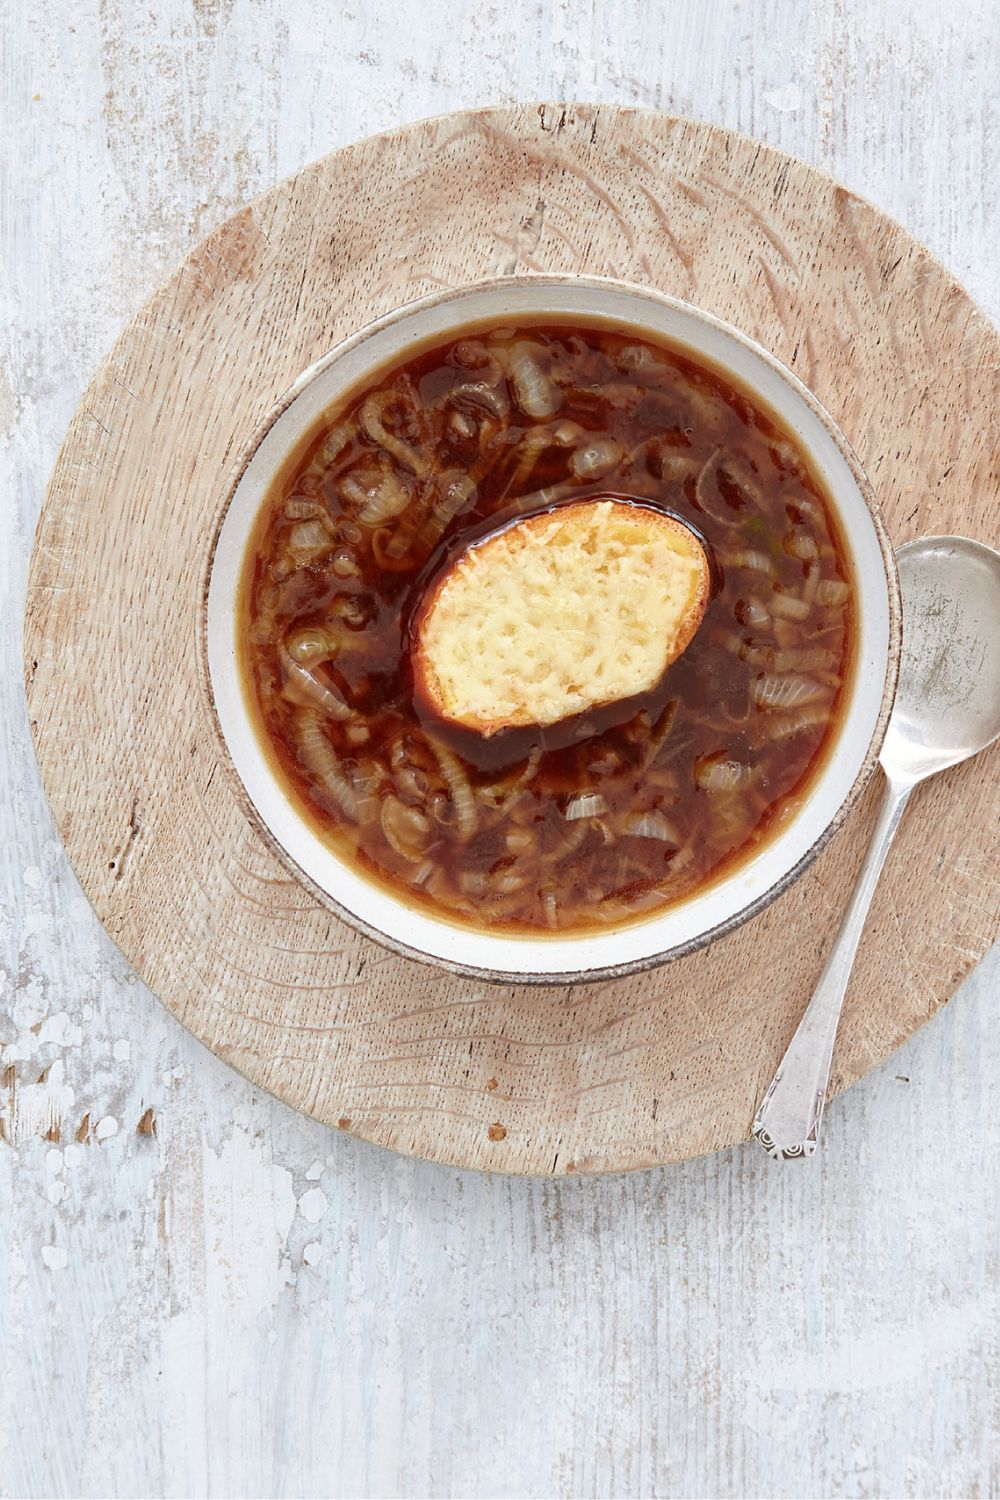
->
753, 535, 1000, 1159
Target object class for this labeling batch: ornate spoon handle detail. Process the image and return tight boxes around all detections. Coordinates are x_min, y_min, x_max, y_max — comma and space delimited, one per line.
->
753, 774, 913, 1159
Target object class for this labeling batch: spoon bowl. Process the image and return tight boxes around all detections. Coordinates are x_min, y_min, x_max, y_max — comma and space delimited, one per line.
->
883, 537, 1000, 783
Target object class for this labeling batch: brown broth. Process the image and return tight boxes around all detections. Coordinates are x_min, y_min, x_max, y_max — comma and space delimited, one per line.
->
239, 320, 855, 934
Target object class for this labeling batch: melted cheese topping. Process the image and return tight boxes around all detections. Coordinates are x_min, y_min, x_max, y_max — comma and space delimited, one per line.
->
414, 499, 710, 735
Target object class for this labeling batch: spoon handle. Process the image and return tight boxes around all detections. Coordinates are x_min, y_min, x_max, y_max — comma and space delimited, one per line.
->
752, 774, 913, 1158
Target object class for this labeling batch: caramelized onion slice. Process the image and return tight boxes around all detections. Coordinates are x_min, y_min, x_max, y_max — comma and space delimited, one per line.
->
753, 674, 829, 711
427, 736, 477, 840
287, 519, 333, 561
569, 438, 622, 480
280, 653, 353, 719
381, 795, 432, 860
766, 703, 835, 740
623, 811, 681, 842
717, 548, 775, 575
359, 392, 430, 478
816, 577, 850, 608
771, 590, 812, 620
286, 627, 337, 666
508, 341, 561, 419
296, 711, 359, 820
695, 755, 755, 792
445, 381, 509, 419
564, 791, 608, 821
357, 469, 413, 526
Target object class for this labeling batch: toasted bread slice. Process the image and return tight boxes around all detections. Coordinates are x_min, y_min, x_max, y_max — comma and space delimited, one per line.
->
412, 498, 710, 735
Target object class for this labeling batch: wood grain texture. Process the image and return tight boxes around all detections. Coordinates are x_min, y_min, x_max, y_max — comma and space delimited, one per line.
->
4, 2, 1000, 1496
23, 103, 1000, 1176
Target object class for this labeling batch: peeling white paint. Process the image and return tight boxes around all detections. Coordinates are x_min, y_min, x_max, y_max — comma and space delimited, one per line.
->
763, 82, 803, 112
37, 1011, 84, 1048
4, 1059, 75, 1144
298, 1187, 328, 1224
21, 910, 55, 938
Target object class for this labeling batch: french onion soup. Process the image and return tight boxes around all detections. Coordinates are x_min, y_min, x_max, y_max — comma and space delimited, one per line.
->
239, 321, 855, 935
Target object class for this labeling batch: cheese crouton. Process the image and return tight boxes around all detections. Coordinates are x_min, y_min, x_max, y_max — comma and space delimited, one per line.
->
412, 498, 710, 735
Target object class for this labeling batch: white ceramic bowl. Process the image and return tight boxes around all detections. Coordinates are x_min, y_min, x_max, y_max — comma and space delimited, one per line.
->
205, 276, 900, 984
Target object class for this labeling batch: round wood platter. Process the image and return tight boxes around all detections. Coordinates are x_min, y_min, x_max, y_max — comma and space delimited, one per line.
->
25, 105, 1000, 1174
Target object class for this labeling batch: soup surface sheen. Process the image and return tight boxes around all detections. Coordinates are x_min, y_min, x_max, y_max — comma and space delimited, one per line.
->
240, 321, 854, 935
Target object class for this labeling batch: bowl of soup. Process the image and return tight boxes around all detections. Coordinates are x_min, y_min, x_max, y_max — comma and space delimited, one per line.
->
204, 276, 900, 983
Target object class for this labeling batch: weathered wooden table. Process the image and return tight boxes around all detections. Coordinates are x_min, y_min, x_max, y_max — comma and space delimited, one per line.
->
3, 2, 998, 1495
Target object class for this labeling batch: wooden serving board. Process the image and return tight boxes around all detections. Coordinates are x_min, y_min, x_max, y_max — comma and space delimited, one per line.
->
24, 105, 1000, 1174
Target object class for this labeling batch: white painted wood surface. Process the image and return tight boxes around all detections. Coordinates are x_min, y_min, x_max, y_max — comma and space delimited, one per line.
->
2, 1, 999, 1494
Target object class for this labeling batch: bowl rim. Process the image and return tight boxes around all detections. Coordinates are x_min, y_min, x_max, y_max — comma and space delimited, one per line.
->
199, 272, 902, 986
